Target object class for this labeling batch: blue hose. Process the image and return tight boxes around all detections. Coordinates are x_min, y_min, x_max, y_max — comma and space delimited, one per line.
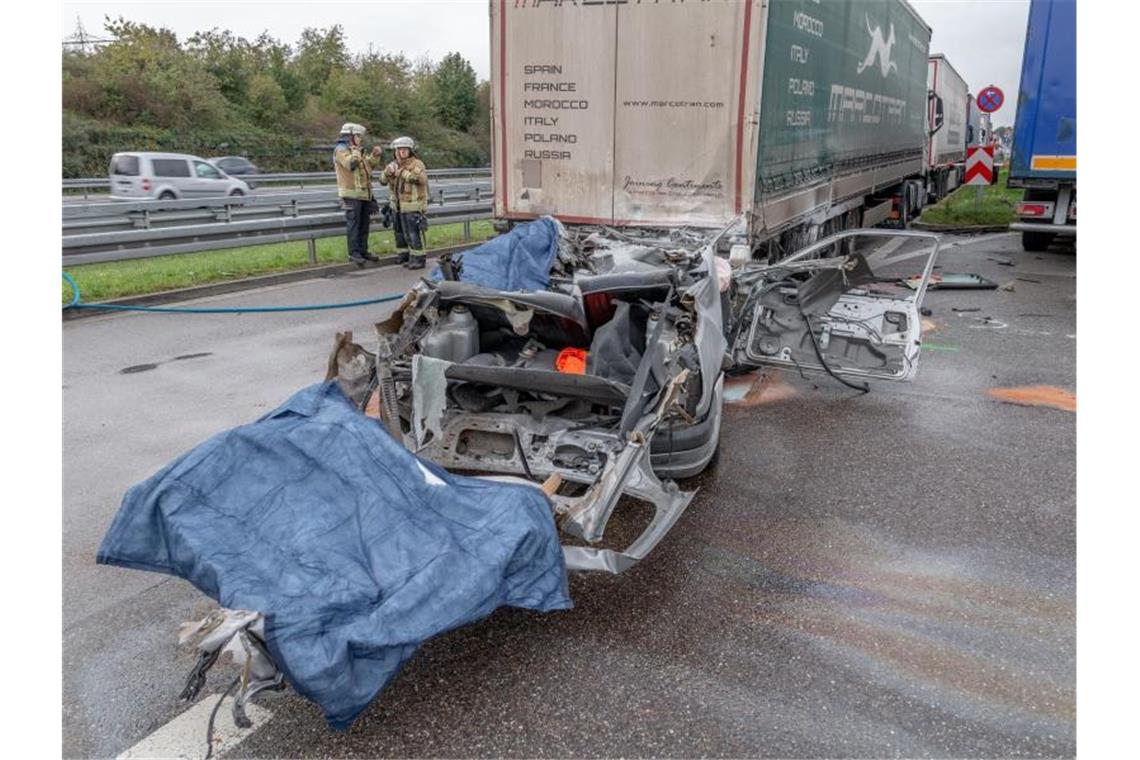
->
62, 271, 404, 314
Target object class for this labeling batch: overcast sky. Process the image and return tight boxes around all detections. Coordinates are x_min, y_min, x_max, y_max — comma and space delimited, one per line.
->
62, 0, 1031, 127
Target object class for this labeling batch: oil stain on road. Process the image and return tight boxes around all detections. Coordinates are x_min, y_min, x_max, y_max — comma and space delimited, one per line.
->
986, 385, 1076, 412
725, 371, 798, 407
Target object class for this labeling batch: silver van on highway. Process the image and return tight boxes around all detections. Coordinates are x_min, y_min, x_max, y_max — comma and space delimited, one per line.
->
109, 152, 251, 201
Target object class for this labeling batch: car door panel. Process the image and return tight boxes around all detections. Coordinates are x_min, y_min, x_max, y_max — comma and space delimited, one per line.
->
731, 230, 941, 382
193, 160, 226, 196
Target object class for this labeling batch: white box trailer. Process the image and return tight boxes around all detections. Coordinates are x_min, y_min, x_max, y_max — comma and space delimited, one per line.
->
490, 0, 935, 250
926, 53, 968, 199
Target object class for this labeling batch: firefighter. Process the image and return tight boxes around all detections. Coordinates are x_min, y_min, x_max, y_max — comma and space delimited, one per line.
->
333, 122, 383, 266
381, 136, 429, 269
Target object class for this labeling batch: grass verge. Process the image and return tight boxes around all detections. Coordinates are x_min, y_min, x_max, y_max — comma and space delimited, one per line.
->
63, 220, 495, 304
919, 170, 1021, 226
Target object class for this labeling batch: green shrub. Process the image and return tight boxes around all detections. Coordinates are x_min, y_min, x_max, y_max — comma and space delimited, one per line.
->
62, 20, 489, 176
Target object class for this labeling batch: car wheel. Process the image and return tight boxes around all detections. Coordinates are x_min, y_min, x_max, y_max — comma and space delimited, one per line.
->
158, 191, 176, 201
229, 189, 245, 197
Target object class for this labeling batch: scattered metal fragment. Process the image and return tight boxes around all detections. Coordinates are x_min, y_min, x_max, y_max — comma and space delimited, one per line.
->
952, 307, 981, 313
988, 257, 1015, 266
1015, 277, 1042, 284
920, 307, 933, 316
905, 272, 998, 290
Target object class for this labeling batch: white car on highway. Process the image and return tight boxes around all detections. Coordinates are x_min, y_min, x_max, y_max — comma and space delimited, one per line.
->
109, 151, 251, 202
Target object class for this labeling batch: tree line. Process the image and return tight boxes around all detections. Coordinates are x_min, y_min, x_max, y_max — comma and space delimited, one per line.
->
62, 19, 490, 177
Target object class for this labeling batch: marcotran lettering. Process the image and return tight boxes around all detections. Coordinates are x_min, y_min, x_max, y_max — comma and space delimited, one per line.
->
827, 84, 906, 125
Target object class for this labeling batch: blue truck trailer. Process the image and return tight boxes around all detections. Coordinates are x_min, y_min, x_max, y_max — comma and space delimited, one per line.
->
1008, 0, 1076, 251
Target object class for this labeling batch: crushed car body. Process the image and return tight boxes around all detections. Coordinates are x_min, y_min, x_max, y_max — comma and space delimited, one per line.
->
332, 219, 941, 573
98, 217, 940, 729
332, 217, 733, 574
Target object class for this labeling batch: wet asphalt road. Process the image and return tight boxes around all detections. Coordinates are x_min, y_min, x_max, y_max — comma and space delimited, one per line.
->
62, 231, 1075, 758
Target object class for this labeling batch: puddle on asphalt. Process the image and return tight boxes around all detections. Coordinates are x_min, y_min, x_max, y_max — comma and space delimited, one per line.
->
986, 385, 1075, 412
693, 517, 1075, 730
724, 371, 797, 407
119, 363, 158, 375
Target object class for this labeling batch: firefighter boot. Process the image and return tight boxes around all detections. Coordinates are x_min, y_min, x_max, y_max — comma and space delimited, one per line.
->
395, 249, 410, 265
407, 251, 426, 270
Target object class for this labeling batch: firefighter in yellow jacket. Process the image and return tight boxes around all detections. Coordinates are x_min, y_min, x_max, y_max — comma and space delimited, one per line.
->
333, 122, 383, 266
381, 136, 429, 269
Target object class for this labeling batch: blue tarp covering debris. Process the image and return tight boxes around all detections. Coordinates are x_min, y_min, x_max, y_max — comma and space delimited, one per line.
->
97, 381, 572, 730
437, 216, 559, 291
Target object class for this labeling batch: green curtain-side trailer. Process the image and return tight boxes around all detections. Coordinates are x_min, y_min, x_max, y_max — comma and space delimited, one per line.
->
491, 0, 933, 249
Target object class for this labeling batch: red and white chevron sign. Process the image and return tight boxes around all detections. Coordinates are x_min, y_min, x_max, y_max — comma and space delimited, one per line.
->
965, 145, 995, 185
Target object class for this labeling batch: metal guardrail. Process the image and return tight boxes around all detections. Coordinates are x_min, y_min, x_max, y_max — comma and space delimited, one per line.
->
62, 183, 495, 266
63, 181, 491, 228
63, 167, 492, 196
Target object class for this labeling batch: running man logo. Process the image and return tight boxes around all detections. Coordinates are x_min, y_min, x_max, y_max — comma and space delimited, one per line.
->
856, 15, 898, 78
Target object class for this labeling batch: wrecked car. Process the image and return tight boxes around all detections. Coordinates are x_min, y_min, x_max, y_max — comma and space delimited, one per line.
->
98, 217, 940, 733
332, 218, 941, 572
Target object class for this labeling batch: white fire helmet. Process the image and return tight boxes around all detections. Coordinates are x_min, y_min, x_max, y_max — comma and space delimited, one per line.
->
391, 136, 416, 151
340, 123, 366, 136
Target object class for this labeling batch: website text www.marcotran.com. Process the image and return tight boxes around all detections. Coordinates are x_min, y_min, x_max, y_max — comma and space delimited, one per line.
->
622, 100, 726, 109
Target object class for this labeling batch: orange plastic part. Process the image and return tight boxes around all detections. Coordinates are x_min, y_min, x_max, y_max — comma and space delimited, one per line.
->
555, 347, 588, 375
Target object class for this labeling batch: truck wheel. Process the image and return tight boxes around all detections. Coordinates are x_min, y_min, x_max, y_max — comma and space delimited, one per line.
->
1022, 231, 1055, 252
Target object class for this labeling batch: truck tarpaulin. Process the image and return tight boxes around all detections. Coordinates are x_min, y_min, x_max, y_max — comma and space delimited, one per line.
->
96, 381, 572, 730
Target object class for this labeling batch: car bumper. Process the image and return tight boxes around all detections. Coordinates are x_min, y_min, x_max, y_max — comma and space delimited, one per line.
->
649, 374, 724, 479
1010, 221, 1076, 236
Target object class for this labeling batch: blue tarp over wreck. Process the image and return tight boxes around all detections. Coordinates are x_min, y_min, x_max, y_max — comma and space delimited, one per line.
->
97, 381, 571, 730
435, 215, 560, 291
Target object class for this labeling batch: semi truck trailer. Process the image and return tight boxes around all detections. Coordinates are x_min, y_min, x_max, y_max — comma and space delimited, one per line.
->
1008, 0, 1076, 251
491, 0, 946, 256
926, 54, 968, 201
967, 94, 993, 148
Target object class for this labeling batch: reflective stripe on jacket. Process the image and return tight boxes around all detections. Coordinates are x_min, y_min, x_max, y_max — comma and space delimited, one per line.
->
381, 157, 429, 213
334, 144, 381, 200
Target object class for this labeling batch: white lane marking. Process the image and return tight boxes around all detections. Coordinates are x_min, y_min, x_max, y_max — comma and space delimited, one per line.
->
117, 694, 272, 759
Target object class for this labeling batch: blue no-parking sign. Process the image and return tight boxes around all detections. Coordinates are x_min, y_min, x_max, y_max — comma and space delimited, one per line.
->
977, 85, 1004, 113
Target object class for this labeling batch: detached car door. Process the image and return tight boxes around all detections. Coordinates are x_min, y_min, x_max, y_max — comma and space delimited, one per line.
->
729, 230, 941, 383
